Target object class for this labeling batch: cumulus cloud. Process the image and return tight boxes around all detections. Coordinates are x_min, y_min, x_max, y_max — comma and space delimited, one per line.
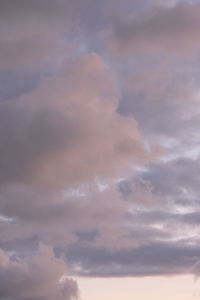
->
0, 243, 79, 300
0, 52, 158, 253
0, 53, 153, 188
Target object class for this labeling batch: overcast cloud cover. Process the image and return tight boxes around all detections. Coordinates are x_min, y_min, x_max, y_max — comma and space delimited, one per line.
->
1, 0, 200, 299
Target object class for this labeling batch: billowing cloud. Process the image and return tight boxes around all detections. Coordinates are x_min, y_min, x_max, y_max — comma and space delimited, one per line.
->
0, 53, 152, 188
0, 243, 79, 300
1, 0, 200, 297
0, 53, 157, 252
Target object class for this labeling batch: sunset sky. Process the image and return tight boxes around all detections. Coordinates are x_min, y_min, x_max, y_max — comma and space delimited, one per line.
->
1, 0, 200, 299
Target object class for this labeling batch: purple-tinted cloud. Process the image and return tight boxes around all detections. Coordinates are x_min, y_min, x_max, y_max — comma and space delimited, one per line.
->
109, 2, 200, 55
1, 0, 200, 298
0, 243, 79, 300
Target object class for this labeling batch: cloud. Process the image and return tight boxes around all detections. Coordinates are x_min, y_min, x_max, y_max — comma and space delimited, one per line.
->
0, 53, 153, 188
0, 243, 79, 300
66, 241, 200, 277
2, 0, 200, 293
0, 177, 155, 250
0, 0, 154, 70
51, 154, 200, 278
109, 2, 200, 55
0, 0, 86, 70
0, 71, 40, 102
117, 53, 200, 166
141, 157, 200, 202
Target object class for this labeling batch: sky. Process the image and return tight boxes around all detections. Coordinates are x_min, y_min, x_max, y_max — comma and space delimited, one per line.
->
1, 0, 200, 299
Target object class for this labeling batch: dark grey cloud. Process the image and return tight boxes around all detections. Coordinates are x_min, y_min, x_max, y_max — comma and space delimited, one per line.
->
66, 241, 200, 277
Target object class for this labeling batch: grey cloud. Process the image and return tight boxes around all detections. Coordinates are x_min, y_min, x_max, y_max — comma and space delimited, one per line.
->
118, 60, 200, 141
141, 157, 200, 201
0, 0, 155, 70
111, 2, 200, 160
0, 53, 152, 188
110, 2, 200, 55
0, 49, 158, 281
0, 0, 75, 70
0, 236, 39, 258
0, 182, 141, 247
0, 71, 40, 102
1, 0, 200, 291
66, 241, 200, 277
0, 243, 79, 300
127, 209, 200, 229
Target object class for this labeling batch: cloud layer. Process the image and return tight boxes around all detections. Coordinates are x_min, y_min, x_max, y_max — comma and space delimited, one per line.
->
1, 0, 200, 298
110, 1, 200, 55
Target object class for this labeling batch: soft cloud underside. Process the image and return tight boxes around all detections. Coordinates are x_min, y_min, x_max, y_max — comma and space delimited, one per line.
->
1, 0, 200, 299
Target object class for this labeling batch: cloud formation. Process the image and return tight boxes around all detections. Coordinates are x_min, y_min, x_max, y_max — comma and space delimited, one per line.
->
0, 243, 79, 300
0, 53, 152, 188
1, 0, 200, 298
67, 241, 200, 277
0, 0, 74, 69
110, 2, 200, 55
